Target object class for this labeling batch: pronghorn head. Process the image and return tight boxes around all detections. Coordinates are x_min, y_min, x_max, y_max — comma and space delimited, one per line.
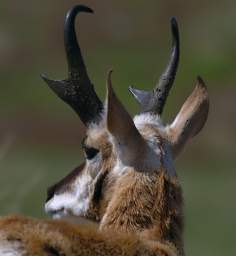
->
44, 5, 209, 230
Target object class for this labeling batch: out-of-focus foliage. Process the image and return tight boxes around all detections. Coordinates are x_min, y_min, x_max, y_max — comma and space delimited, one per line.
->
0, 1, 235, 255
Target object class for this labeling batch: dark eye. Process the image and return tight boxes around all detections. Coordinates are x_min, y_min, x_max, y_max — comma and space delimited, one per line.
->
84, 147, 99, 160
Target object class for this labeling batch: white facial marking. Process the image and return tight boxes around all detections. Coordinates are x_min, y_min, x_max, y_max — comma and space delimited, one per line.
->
45, 171, 93, 219
44, 117, 106, 220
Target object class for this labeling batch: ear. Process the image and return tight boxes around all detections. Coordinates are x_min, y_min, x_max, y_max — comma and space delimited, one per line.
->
167, 76, 209, 158
106, 70, 160, 172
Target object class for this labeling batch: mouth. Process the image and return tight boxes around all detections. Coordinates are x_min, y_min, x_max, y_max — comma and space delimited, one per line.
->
50, 210, 97, 226
46, 206, 95, 225
51, 211, 66, 220
46, 208, 67, 220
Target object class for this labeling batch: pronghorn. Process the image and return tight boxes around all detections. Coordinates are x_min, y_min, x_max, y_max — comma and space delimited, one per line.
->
0, 5, 209, 256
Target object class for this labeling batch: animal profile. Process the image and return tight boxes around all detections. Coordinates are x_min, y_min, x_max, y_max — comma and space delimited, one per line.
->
0, 4, 209, 256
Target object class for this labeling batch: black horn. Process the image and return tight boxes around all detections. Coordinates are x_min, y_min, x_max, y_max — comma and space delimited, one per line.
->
41, 5, 103, 125
129, 17, 180, 115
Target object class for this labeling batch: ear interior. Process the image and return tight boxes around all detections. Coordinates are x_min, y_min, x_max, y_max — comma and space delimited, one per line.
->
167, 76, 209, 158
106, 71, 161, 172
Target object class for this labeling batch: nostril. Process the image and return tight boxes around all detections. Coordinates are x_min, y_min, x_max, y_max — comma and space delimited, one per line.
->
46, 207, 65, 216
50, 208, 64, 215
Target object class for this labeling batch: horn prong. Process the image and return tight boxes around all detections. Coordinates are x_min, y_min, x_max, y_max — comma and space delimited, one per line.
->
129, 86, 152, 109
41, 74, 68, 100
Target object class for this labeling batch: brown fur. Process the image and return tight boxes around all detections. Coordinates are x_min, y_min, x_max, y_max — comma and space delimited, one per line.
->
7, 6, 209, 255
0, 125, 185, 256
0, 136, 183, 255
100, 169, 183, 255
0, 75, 210, 255
0, 215, 177, 256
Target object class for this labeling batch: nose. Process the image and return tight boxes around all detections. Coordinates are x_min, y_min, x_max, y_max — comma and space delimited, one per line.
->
45, 201, 65, 216
48, 208, 65, 216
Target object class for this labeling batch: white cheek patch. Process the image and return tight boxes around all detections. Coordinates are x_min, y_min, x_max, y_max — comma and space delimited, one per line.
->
45, 173, 94, 218
45, 193, 82, 216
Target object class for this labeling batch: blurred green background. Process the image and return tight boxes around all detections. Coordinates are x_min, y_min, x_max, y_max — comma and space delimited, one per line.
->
0, 0, 235, 255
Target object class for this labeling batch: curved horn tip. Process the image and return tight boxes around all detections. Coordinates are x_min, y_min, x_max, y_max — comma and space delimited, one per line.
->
68, 5, 94, 15
170, 17, 179, 38
170, 17, 178, 28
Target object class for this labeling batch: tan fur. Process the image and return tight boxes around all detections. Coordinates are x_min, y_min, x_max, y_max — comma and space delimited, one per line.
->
0, 75, 210, 256
0, 118, 183, 255
0, 129, 183, 256
0, 215, 177, 256
0, 131, 183, 255
100, 169, 183, 254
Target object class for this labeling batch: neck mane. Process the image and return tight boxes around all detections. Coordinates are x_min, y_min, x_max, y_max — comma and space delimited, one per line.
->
99, 169, 184, 255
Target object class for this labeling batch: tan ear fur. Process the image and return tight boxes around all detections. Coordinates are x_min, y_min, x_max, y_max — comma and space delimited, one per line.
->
167, 76, 209, 157
106, 70, 160, 172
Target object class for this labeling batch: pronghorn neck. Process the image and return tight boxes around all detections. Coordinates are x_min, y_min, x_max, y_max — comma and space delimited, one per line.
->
99, 169, 184, 255
145, 172, 184, 256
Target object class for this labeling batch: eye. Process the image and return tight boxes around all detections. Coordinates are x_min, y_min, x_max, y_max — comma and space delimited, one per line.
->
84, 146, 99, 160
